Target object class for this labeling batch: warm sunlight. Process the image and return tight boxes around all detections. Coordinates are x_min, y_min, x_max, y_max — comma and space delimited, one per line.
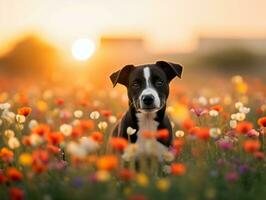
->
71, 38, 95, 61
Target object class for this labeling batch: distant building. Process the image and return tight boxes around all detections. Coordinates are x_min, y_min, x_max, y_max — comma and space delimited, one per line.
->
196, 37, 266, 55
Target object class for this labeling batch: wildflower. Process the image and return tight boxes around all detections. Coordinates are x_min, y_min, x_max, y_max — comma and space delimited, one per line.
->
90, 111, 100, 119
209, 128, 221, 139
175, 130, 185, 137
243, 140, 261, 153
95, 170, 111, 182
172, 139, 184, 155
209, 109, 219, 117
79, 136, 99, 153
32, 124, 50, 136
46, 132, 64, 145
4, 129, 15, 138
98, 121, 108, 131
127, 127, 137, 135
239, 106, 250, 114
171, 163, 186, 176
66, 142, 86, 158
209, 97, 220, 105
80, 120, 94, 131
196, 127, 210, 140
36, 100, 48, 112
111, 137, 128, 152
17, 107, 32, 117
156, 129, 169, 140
258, 117, 266, 127
19, 153, 33, 166
247, 129, 260, 137
55, 98, 64, 106
74, 110, 83, 118
182, 118, 195, 130
156, 178, 170, 192
29, 134, 43, 146
8, 137, 20, 149
224, 171, 239, 182
198, 96, 208, 106
190, 107, 207, 117
15, 114, 26, 124
229, 120, 237, 129
108, 115, 117, 124
211, 105, 223, 112
60, 124, 72, 137
254, 151, 265, 160
96, 155, 118, 171
118, 169, 135, 181
236, 121, 253, 134
28, 120, 38, 129
235, 102, 244, 110
0, 147, 14, 162
235, 113, 246, 121
135, 173, 149, 187
218, 138, 233, 151
6, 167, 23, 181
0, 102, 11, 110
101, 110, 112, 117
90, 131, 104, 143
9, 187, 24, 200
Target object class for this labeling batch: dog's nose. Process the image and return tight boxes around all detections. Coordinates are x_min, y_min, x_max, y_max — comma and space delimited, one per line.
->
142, 95, 154, 106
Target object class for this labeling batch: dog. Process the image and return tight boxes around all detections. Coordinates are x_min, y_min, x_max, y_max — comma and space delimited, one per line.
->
110, 61, 183, 159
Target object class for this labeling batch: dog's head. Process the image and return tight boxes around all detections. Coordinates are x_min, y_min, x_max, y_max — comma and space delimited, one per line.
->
110, 61, 183, 113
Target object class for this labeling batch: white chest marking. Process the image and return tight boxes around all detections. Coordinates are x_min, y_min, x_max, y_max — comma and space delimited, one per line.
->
135, 112, 168, 161
139, 67, 160, 108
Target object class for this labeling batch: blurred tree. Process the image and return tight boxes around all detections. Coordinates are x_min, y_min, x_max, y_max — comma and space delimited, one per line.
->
0, 35, 59, 78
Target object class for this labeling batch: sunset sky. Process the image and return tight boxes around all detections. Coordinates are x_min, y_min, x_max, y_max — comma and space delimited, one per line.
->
1, 0, 266, 55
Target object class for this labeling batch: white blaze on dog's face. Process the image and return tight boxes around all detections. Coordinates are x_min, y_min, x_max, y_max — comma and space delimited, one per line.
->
110, 61, 183, 113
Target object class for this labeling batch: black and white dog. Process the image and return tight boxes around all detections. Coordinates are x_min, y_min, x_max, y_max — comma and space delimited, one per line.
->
110, 61, 183, 156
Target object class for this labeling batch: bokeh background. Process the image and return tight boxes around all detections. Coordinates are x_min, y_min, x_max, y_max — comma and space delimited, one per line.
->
1, 0, 266, 87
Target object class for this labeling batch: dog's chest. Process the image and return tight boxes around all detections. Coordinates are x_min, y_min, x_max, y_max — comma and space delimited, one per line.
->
135, 112, 167, 159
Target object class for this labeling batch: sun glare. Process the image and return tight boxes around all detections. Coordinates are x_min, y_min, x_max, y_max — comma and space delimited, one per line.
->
71, 38, 95, 61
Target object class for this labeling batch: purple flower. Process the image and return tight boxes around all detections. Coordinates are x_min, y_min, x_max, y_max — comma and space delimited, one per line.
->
239, 164, 249, 174
218, 139, 233, 150
72, 177, 83, 188
190, 108, 207, 117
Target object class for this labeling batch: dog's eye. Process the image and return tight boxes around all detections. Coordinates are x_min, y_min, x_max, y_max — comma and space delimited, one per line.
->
131, 82, 140, 89
155, 80, 163, 87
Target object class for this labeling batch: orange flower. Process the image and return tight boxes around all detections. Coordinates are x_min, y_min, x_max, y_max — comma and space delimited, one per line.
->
156, 129, 169, 140
0, 147, 14, 162
9, 187, 24, 200
55, 98, 64, 105
188, 126, 200, 136
46, 144, 61, 154
0, 172, 7, 184
79, 120, 94, 131
196, 127, 210, 140
118, 168, 135, 181
182, 118, 195, 130
172, 138, 185, 155
236, 122, 253, 134
91, 131, 103, 143
211, 105, 223, 112
171, 163, 186, 176
6, 167, 23, 181
71, 127, 83, 138
101, 110, 112, 117
32, 124, 50, 136
46, 132, 64, 145
254, 151, 265, 160
32, 150, 49, 165
32, 163, 47, 174
243, 140, 261, 153
17, 107, 32, 117
111, 137, 128, 152
96, 155, 118, 171
258, 117, 266, 127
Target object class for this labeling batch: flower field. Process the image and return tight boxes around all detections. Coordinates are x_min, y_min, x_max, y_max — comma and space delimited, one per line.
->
0, 75, 266, 200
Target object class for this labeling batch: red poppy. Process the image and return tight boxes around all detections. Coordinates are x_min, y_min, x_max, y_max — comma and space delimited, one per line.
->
188, 126, 200, 136
118, 168, 135, 181
32, 124, 50, 136
46, 132, 64, 145
182, 118, 195, 130
79, 120, 94, 131
6, 168, 23, 181
9, 187, 24, 200
32, 150, 49, 165
17, 107, 32, 117
0, 147, 14, 163
243, 140, 261, 153
196, 127, 210, 140
111, 137, 128, 152
0, 172, 7, 184
91, 131, 103, 143
71, 127, 83, 138
254, 151, 265, 160
171, 163, 186, 176
101, 110, 112, 117
46, 144, 61, 154
172, 138, 185, 154
258, 117, 266, 127
211, 105, 223, 112
55, 98, 64, 106
236, 122, 253, 134
156, 129, 169, 140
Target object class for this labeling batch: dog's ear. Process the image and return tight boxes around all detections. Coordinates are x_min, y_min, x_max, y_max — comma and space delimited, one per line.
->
156, 61, 183, 82
110, 64, 135, 87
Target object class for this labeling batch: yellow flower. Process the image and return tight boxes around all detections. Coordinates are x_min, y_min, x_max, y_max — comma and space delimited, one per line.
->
98, 121, 108, 131
136, 173, 149, 187
168, 103, 189, 124
19, 153, 32, 166
95, 170, 111, 182
156, 178, 170, 192
236, 82, 248, 94
37, 100, 48, 112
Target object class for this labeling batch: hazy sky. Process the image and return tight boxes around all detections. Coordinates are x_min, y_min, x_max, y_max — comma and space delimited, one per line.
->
1, 0, 266, 54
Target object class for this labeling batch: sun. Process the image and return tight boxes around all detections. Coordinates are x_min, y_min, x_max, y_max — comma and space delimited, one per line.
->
71, 38, 95, 61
